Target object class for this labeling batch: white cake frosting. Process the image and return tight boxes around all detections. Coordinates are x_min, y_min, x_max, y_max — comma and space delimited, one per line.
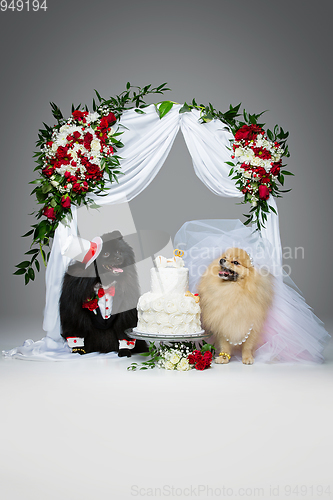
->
137, 255, 201, 335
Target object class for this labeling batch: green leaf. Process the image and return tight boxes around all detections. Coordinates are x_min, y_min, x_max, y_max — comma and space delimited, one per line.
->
225, 161, 235, 167
281, 170, 294, 176
22, 229, 34, 237
134, 108, 145, 114
13, 268, 27, 275
28, 268, 35, 280
267, 129, 274, 141
157, 101, 174, 119
35, 190, 47, 203
41, 183, 52, 194
25, 251, 39, 257
25, 273, 30, 285
179, 102, 191, 114
243, 218, 252, 226
269, 205, 277, 215
35, 260, 40, 272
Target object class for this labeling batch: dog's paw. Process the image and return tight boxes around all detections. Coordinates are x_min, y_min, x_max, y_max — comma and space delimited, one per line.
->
118, 349, 132, 358
215, 355, 230, 364
242, 354, 254, 365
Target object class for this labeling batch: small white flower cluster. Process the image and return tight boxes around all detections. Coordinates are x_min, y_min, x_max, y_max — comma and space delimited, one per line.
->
157, 344, 192, 371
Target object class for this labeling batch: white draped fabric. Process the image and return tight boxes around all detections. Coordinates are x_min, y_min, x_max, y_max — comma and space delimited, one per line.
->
3, 104, 298, 361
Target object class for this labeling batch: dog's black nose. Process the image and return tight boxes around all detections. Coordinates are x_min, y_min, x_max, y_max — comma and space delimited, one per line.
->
219, 258, 225, 266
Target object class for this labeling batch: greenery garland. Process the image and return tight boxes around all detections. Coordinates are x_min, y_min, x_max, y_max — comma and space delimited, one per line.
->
15, 83, 292, 284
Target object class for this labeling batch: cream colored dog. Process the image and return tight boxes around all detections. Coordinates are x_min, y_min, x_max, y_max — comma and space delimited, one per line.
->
198, 247, 273, 364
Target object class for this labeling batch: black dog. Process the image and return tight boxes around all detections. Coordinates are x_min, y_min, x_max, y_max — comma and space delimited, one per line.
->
60, 230, 147, 356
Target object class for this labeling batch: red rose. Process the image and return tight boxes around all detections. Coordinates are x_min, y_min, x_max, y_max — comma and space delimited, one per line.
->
188, 354, 196, 365
97, 288, 105, 298
82, 298, 98, 311
235, 124, 263, 141
195, 359, 206, 371
99, 116, 109, 130
258, 184, 270, 200
43, 206, 56, 220
85, 163, 102, 180
270, 164, 281, 176
106, 112, 116, 125
83, 132, 93, 150
42, 166, 54, 177
57, 146, 70, 160
61, 195, 71, 209
255, 167, 267, 178
203, 351, 212, 361
72, 110, 87, 122
192, 350, 202, 362
261, 176, 270, 184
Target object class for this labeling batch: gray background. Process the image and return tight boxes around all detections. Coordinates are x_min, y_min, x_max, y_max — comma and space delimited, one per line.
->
1, 0, 332, 333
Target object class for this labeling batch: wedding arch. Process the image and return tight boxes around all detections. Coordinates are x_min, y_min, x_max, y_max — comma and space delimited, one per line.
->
41, 102, 283, 340
7, 85, 328, 362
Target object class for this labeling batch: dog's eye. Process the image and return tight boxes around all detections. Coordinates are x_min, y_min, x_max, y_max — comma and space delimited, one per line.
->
232, 260, 240, 266
103, 252, 110, 258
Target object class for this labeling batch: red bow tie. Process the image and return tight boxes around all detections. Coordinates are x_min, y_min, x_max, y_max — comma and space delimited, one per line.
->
98, 286, 115, 297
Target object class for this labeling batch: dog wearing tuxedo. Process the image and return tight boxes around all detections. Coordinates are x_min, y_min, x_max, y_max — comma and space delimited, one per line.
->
60, 230, 147, 356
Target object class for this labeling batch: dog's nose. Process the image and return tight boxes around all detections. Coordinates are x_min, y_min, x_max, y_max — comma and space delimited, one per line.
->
219, 258, 226, 266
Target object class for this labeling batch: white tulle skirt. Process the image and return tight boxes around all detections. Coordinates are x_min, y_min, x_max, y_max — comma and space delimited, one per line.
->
174, 219, 330, 363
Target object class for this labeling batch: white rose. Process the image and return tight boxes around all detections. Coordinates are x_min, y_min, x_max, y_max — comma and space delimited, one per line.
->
177, 358, 191, 371
243, 171, 252, 179
91, 140, 101, 152
164, 360, 175, 370
170, 353, 181, 365
51, 143, 58, 152
60, 125, 70, 134
234, 148, 243, 157
51, 180, 59, 188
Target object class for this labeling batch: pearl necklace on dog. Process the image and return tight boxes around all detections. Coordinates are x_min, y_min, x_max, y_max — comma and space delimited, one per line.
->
224, 325, 253, 346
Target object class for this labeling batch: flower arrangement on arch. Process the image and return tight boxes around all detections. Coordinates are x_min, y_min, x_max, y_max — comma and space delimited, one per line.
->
176, 101, 292, 230
14, 83, 170, 284
228, 120, 292, 230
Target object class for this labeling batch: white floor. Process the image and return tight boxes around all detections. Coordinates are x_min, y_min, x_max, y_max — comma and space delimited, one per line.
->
1, 318, 332, 500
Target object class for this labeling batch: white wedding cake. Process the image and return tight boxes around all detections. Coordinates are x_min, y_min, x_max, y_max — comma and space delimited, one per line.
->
136, 254, 202, 335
